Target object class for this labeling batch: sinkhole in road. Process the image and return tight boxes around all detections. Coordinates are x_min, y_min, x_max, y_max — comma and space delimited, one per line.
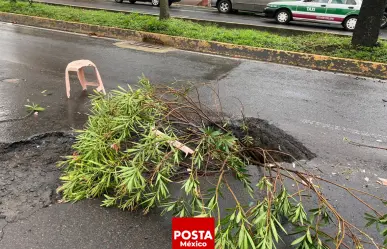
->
229, 117, 315, 163
0, 118, 314, 223
0, 132, 74, 224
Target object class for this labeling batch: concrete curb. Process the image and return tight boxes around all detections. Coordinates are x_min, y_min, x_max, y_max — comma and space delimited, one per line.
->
1, 12, 386, 79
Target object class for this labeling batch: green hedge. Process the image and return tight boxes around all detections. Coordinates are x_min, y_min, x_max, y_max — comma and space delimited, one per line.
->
2, 0, 387, 63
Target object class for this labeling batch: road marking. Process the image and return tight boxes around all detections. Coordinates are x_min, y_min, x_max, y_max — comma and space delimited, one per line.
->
300, 119, 387, 141
1, 78, 21, 84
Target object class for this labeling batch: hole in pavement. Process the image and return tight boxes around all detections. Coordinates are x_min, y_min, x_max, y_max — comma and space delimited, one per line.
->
0, 132, 74, 223
229, 117, 315, 163
0, 120, 314, 222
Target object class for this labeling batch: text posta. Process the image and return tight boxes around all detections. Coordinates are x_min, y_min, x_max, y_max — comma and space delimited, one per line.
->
174, 230, 213, 240
172, 217, 215, 249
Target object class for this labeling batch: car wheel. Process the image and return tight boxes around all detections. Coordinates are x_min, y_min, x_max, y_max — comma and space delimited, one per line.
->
381, 13, 387, 29
115, 0, 124, 3
217, 0, 232, 13
169, 1, 172, 6
343, 16, 357, 31
129, 0, 136, 3
275, 9, 291, 24
151, 0, 160, 6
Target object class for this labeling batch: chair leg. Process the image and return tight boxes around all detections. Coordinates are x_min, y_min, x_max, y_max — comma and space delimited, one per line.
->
94, 67, 106, 95
65, 68, 71, 98
77, 68, 88, 90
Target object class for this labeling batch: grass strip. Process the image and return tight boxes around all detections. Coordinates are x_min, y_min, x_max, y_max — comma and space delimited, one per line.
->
2, 0, 387, 63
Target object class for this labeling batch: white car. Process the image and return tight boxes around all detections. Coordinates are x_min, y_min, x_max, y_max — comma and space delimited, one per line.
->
263, 0, 387, 31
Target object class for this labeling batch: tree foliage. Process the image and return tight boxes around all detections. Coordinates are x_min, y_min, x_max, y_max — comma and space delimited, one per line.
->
58, 78, 387, 249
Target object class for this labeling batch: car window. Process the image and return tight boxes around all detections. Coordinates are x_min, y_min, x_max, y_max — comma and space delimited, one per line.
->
331, 0, 344, 4
304, 0, 329, 3
345, 0, 356, 4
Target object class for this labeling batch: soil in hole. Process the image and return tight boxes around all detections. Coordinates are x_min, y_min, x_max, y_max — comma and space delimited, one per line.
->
229, 117, 316, 163
0, 132, 74, 223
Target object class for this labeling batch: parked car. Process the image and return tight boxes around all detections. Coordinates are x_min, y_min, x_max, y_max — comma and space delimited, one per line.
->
211, 0, 273, 13
263, 0, 387, 31
115, 0, 180, 7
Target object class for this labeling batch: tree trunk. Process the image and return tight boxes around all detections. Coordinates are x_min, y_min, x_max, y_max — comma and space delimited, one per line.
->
352, 0, 386, 47
159, 0, 170, 20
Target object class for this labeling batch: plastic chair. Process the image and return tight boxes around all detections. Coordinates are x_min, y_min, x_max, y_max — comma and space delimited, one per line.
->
65, 60, 106, 98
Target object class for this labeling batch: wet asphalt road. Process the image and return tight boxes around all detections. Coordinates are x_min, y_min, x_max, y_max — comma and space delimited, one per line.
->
39, 0, 387, 39
0, 22, 238, 142
0, 23, 387, 248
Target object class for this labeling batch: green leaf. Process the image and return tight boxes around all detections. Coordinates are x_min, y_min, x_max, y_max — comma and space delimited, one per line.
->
230, 212, 235, 221
238, 225, 245, 247
273, 216, 287, 235
270, 219, 279, 243
25, 103, 45, 112
306, 228, 312, 244
303, 240, 310, 249
246, 232, 255, 249
207, 196, 216, 210
236, 211, 242, 224
289, 226, 307, 235
291, 235, 305, 246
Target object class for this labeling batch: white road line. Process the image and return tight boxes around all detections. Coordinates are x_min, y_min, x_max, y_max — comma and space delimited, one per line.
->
300, 119, 387, 141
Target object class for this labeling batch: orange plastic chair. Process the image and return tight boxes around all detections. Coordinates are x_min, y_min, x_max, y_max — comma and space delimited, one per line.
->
65, 60, 106, 98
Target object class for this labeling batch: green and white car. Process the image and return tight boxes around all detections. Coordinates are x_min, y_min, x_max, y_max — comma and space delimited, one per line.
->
264, 0, 387, 31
